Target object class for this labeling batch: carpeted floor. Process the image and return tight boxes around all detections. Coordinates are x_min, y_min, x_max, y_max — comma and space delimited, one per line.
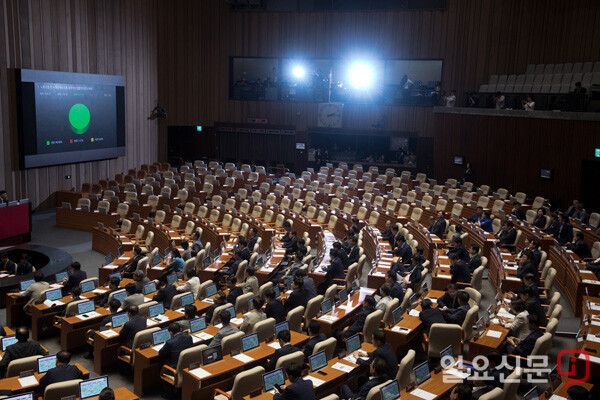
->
0, 210, 578, 399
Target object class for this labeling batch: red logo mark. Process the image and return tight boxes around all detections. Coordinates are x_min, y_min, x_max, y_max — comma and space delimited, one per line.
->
557, 349, 590, 390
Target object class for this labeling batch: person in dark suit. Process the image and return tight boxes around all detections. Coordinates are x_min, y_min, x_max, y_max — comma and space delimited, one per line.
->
225, 276, 244, 306
158, 322, 193, 368
573, 204, 589, 225
355, 330, 398, 378
557, 213, 573, 246
468, 206, 484, 223
566, 200, 579, 218
380, 220, 394, 244
516, 250, 540, 285
285, 277, 310, 312
504, 315, 544, 357
100, 298, 123, 327
533, 208, 548, 230
62, 262, 87, 293
449, 254, 471, 285
203, 291, 226, 324
472, 350, 510, 399
333, 242, 350, 268
123, 246, 144, 278
247, 227, 259, 253
118, 305, 147, 349
319, 249, 345, 294
443, 291, 470, 326
519, 287, 547, 326
152, 274, 178, 309
99, 276, 121, 308
565, 386, 590, 400
544, 213, 560, 237
437, 283, 459, 309
397, 255, 424, 290
385, 271, 404, 302
521, 238, 542, 267
510, 202, 526, 221
39, 351, 83, 391
497, 221, 517, 247
392, 235, 412, 265
238, 239, 251, 262
341, 296, 376, 339
450, 384, 473, 400
217, 249, 243, 279
340, 357, 390, 400
429, 211, 447, 238
13, 253, 34, 276
386, 225, 399, 248
347, 236, 360, 265
303, 320, 326, 362
568, 231, 592, 259
447, 237, 469, 263
273, 363, 315, 400
296, 270, 317, 298
419, 298, 446, 335
280, 221, 292, 243
0, 326, 48, 377
265, 289, 286, 323
467, 244, 482, 273
266, 329, 299, 371
0, 190, 8, 205
0, 253, 17, 275
282, 230, 299, 256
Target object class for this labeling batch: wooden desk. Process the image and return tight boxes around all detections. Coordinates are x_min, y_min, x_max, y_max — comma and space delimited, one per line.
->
181, 331, 309, 400
468, 323, 510, 361
56, 207, 119, 232
5, 293, 28, 328
316, 288, 377, 336
85, 387, 138, 400
0, 363, 88, 394
540, 377, 593, 400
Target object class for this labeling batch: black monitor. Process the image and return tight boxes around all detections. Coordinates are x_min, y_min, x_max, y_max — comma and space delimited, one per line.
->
180, 292, 195, 308
37, 355, 57, 373
338, 288, 348, 304
346, 333, 361, 354
413, 361, 431, 386
111, 313, 129, 328
77, 300, 95, 315
55, 272, 68, 282
113, 290, 127, 303
45, 288, 63, 302
80, 280, 96, 293
440, 345, 454, 368
152, 328, 171, 346
143, 282, 157, 295
321, 298, 332, 315
109, 272, 122, 281
3, 393, 34, 400
79, 376, 109, 399
20, 279, 35, 291
275, 321, 289, 338
273, 285, 280, 298
242, 333, 260, 352
190, 317, 207, 333
224, 305, 235, 320
262, 368, 285, 392
167, 273, 178, 285
205, 283, 217, 298
380, 380, 401, 400
309, 350, 328, 373
148, 303, 165, 318
201, 346, 223, 366
392, 305, 403, 324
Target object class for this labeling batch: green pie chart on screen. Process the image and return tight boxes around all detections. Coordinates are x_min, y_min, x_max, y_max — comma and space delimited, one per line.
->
69, 103, 90, 134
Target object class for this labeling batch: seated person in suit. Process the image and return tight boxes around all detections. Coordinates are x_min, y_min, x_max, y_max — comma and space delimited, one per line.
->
208, 309, 240, 349
503, 315, 544, 357
449, 254, 471, 285
467, 244, 482, 273
39, 351, 83, 391
568, 231, 592, 259
240, 297, 266, 333
177, 305, 198, 331
452, 225, 463, 242
133, 269, 150, 294
225, 276, 243, 306
217, 249, 243, 279
333, 241, 350, 268
518, 238, 542, 268
118, 305, 147, 349
14, 253, 34, 276
303, 319, 327, 363
190, 231, 204, 253
391, 235, 412, 265
180, 241, 192, 261
158, 322, 193, 368
510, 202, 526, 221
282, 230, 299, 255
296, 269, 317, 298
0, 326, 48, 377
354, 330, 398, 378
556, 213, 574, 246
375, 284, 392, 312
242, 266, 259, 295
497, 221, 517, 247
572, 204, 589, 225
0, 252, 16, 274
100, 298, 122, 326
544, 212, 560, 237
152, 274, 178, 309
284, 277, 309, 312
477, 211, 493, 233
516, 250, 540, 285
99, 276, 122, 308
507, 274, 540, 301
17, 271, 50, 308
62, 287, 83, 317
318, 248, 345, 294
347, 236, 360, 265
419, 298, 446, 335
472, 349, 510, 399
386, 225, 399, 248
566, 385, 590, 400
272, 252, 304, 286
203, 291, 226, 323
62, 261, 87, 292
398, 255, 425, 290
273, 362, 315, 400
266, 329, 299, 371
447, 237, 469, 263
519, 287, 547, 327
385, 270, 404, 302
122, 246, 144, 278
533, 208, 548, 229
122, 283, 145, 311
468, 206, 484, 222
380, 220, 394, 243
429, 211, 447, 238
340, 356, 390, 400
280, 221, 293, 242
296, 239, 308, 259
247, 227, 259, 254
340, 295, 376, 339
265, 288, 286, 323
442, 291, 470, 326
437, 283, 459, 309
500, 299, 530, 341
450, 383, 473, 400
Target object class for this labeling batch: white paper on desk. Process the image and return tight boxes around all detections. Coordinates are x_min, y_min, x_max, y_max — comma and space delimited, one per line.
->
147, 319, 159, 326
268, 342, 281, 349
118, 256, 129, 260
152, 343, 165, 352
592, 321, 600, 327
438, 255, 449, 260
408, 309, 420, 317
205, 268, 217, 272
100, 329, 118, 338
18, 376, 38, 387
260, 267, 274, 272
0, 274, 8, 278
304, 375, 325, 387
411, 388, 437, 400
332, 362, 355, 373
233, 353, 254, 363
437, 274, 451, 279
49, 283, 62, 288
505, 276, 521, 281
344, 355, 358, 364
338, 305, 353, 311
103, 265, 118, 269
501, 252, 511, 256
579, 353, 600, 364
318, 315, 337, 322
151, 266, 165, 270
92, 289, 107, 294
195, 332, 214, 341
548, 395, 567, 400
504, 265, 518, 271
583, 279, 600, 285
231, 317, 243, 325
372, 272, 386, 277
444, 368, 470, 379
492, 318, 500, 325
486, 330, 503, 339
190, 367, 212, 379
191, 335, 201, 344
143, 297, 152, 303
391, 326, 411, 334
586, 334, 600, 343
43, 300, 64, 307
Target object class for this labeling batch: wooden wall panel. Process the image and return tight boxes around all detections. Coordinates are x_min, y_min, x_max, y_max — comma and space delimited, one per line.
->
0, 0, 158, 210
156, 0, 600, 163
434, 112, 600, 207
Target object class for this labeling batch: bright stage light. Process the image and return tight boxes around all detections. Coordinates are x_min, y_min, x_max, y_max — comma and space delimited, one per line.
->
348, 63, 374, 89
292, 66, 306, 79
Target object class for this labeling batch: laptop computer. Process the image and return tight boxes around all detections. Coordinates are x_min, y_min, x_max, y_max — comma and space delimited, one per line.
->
80, 280, 96, 293
338, 288, 348, 304
20, 280, 35, 291
167, 273, 178, 285
440, 345, 454, 369
190, 317, 207, 334
113, 290, 127, 303
180, 292, 195, 308
45, 288, 63, 302
79, 376, 109, 399
77, 300, 96, 316
143, 282, 157, 295
149, 303, 166, 320
204, 284, 217, 299
111, 313, 129, 328
202, 346, 223, 366
379, 380, 401, 400
55, 272, 68, 282
242, 333, 260, 352
152, 328, 171, 349
262, 368, 285, 392
321, 298, 332, 315
346, 334, 361, 355
3, 393, 33, 400
37, 355, 57, 373
309, 350, 328, 374
109, 272, 122, 281
275, 321, 289, 338
413, 361, 431, 386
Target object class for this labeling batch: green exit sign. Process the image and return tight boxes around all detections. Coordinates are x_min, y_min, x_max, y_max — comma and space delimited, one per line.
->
196, 126, 202, 132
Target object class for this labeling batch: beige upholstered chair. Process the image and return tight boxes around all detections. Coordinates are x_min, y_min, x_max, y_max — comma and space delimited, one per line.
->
210, 303, 233, 325
470, 266, 484, 291
275, 351, 304, 370
118, 327, 160, 365
7, 355, 43, 377
462, 305, 480, 341
287, 306, 304, 333
464, 287, 482, 307
221, 331, 244, 356
396, 349, 416, 390
363, 310, 384, 343
425, 323, 462, 357
252, 318, 275, 343
213, 365, 265, 400
304, 295, 323, 328
478, 388, 503, 400
312, 337, 337, 361
43, 379, 83, 400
